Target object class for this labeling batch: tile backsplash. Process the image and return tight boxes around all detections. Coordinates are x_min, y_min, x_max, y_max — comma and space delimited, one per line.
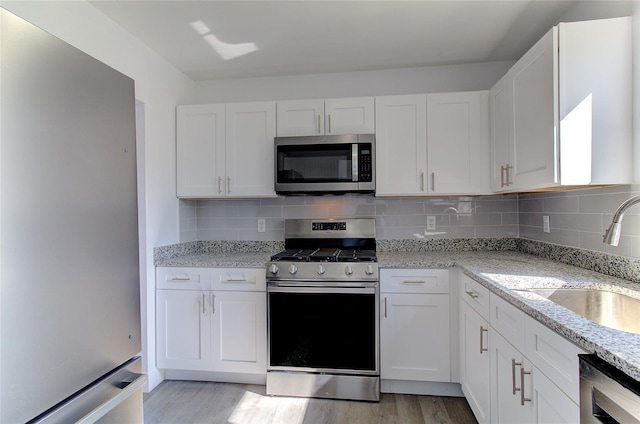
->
519, 185, 640, 258
180, 184, 640, 259
180, 195, 519, 243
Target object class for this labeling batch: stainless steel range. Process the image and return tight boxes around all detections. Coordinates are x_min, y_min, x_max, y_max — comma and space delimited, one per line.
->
266, 218, 379, 402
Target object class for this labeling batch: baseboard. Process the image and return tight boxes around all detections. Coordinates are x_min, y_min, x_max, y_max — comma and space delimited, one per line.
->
163, 369, 266, 385
381, 379, 464, 397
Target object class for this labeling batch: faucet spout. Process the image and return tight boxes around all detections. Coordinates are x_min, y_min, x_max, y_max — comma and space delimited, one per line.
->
603, 194, 640, 246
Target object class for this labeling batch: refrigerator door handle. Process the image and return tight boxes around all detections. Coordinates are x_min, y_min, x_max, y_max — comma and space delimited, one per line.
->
29, 359, 147, 424
75, 372, 147, 424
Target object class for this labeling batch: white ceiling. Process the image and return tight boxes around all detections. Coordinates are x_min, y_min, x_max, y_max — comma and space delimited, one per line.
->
88, 0, 633, 81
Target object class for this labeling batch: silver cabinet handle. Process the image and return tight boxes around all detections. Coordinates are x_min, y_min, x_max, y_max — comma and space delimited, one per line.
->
211, 293, 215, 314
431, 172, 435, 191
480, 326, 488, 354
420, 172, 425, 191
328, 114, 331, 133
403, 280, 426, 284
227, 176, 231, 194
317, 114, 321, 133
384, 297, 387, 318
169, 275, 190, 281
465, 290, 479, 299
512, 358, 522, 395
500, 165, 507, 187
218, 176, 223, 194
520, 367, 531, 405
506, 164, 512, 186
202, 293, 206, 314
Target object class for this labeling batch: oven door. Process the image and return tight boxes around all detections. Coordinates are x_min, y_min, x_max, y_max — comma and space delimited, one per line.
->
267, 284, 379, 375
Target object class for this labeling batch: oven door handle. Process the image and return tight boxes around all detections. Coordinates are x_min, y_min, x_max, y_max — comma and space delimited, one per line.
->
267, 285, 376, 295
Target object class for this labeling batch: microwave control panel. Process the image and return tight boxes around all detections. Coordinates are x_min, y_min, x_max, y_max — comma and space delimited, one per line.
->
358, 143, 373, 182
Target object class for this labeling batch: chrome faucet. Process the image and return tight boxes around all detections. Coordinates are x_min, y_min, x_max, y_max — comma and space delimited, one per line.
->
603, 195, 640, 246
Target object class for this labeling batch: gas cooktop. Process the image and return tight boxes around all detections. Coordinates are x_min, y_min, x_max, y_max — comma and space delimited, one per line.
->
270, 248, 377, 263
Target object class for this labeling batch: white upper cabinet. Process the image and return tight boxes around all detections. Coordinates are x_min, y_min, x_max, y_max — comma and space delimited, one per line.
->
276, 97, 374, 136
225, 102, 277, 197
490, 17, 633, 193
177, 101, 277, 198
177, 104, 226, 198
376, 92, 490, 196
375, 94, 428, 196
427, 91, 490, 195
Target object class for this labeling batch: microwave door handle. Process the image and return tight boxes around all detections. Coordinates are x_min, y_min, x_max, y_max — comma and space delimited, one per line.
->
352, 144, 359, 182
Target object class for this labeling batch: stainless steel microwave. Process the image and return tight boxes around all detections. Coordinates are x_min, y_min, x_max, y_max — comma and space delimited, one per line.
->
274, 134, 375, 195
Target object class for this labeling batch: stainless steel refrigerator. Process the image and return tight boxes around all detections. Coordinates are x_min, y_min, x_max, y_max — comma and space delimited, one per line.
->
1, 8, 146, 423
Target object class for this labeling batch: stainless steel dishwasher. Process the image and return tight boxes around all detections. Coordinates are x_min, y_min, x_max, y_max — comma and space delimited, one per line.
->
579, 354, 640, 423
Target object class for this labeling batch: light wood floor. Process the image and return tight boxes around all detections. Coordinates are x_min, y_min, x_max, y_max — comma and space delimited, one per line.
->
144, 380, 478, 424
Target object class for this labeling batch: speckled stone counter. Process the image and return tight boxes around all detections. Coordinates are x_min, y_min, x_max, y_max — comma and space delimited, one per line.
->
156, 251, 275, 268
154, 241, 640, 384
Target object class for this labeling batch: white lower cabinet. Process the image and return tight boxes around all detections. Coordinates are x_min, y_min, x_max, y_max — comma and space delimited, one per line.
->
156, 289, 213, 370
459, 298, 490, 423
156, 267, 266, 378
380, 269, 451, 390
490, 331, 579, 424
487, 292, 584, 424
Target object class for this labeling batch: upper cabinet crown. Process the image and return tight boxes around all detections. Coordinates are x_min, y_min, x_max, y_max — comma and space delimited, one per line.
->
490, 17, 633, 193
276, 97, 375, 136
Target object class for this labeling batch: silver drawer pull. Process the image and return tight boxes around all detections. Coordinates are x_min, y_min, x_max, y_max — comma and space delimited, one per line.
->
403, 280, 426, 284
169, 275, 191, 281
225, 278, 247, 283
466, 290, 479, 299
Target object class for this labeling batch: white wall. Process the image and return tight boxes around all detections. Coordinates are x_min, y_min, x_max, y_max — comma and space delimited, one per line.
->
193, 61, 513, 104
0, 1, 195, 391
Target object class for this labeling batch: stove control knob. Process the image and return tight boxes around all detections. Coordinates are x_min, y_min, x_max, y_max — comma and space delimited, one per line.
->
268, 264, 279, 275
365, 265, 375, 275
345, 265, 354, 276
317, 265, 326, 275
288, 264, 298, 275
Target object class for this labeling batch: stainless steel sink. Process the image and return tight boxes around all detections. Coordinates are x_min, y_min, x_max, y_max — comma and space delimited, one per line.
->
526, 288, 640, 335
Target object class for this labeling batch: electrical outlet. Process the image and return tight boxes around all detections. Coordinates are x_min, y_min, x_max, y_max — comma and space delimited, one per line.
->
257, 218, 266, 233
426, 216, 436, 231
543, 215, 550, 233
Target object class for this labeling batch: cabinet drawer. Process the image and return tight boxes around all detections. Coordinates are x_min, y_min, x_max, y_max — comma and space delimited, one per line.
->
156, 267, 211, 290
525, 317, 586, 404
490, 293, 526, 353
460, 274, 490, 320
380, 269, 449, 294
212, 268, 266, 292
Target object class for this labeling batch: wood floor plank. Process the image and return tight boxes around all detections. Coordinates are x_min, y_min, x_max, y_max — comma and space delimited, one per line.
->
143, 381, 478, 424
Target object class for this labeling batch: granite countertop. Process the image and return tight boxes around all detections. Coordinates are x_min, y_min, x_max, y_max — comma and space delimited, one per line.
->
156, 248, 640, 383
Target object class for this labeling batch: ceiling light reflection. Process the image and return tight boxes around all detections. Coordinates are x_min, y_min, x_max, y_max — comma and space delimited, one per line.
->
191, 20, 258, 61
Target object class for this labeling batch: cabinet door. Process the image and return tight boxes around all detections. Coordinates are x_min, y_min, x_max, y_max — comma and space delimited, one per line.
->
276, 99, 324, 136
489, 73, 514, 192
211, 291, 266, 374
427, 91, 489, 194
156, 289, 212, 371
176, 104, 225, 197
324, 97, 375, 135
460, 300, 491, 424
380, 293, 450, 382
225, 102, 277, 197
490, 330, 531, 424
511, 28, 558, 190
528, 365, 580, 424
375, 94, 427, 196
